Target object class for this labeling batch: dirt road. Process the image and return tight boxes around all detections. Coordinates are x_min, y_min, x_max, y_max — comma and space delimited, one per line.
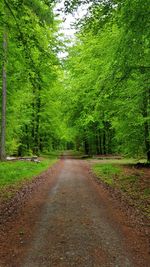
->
1, 159, 150, 266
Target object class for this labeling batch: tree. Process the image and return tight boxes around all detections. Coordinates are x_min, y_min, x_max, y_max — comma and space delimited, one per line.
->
1, 31, 7, 160
63, 0, 150, 161
0, 0, 65, 157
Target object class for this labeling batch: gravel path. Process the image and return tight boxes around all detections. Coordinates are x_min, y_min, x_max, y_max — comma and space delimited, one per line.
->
22, 159, 134, 267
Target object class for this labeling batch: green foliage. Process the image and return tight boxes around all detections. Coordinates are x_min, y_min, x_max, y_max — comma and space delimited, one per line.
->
0, 0, 150, 160
63, 0, 150, 160
0, 0, 68, 156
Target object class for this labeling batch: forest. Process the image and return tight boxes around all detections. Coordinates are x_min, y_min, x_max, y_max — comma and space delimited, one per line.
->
0, 0, 150, 161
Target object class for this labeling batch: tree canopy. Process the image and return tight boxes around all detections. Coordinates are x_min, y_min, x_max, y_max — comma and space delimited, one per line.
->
0, 0, 150, 160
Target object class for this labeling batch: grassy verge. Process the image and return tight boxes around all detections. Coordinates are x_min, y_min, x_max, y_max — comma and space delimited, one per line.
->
92, 160, 150, 218
93, 163, 122, 185
0, 157, 57, 201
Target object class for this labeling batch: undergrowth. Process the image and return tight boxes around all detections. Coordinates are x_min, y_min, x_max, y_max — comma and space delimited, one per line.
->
92, 161, 150, 218
0, 157, 57, 200
93, 164, 121, 185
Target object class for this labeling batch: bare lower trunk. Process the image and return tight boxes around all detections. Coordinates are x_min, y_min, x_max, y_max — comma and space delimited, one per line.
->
0, 32, 7, 161
143, 89, 150, 162
144, 119, 150, 162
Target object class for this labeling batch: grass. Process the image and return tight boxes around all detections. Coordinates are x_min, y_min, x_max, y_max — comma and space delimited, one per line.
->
91, 158, 137, 164
92, 160, 140, 188
143, 188, 150, 197
93, 164, 122, 185
0, 157, 57, 200
92, 159, 150, 218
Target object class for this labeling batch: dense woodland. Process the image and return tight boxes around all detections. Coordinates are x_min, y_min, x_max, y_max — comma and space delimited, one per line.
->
0, 0, 150, 160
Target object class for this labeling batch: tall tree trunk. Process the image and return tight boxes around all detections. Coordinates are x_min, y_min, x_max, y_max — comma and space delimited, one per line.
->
105, 121, 111, 154
34, 94, 40, 154
103, 129, 106, 155
95, 131, 99, 155
144, 123, 150, 162
143, 90, 150, 162
0, 32, 7, 161
84, 130, 89, 155
99, 129, 103, 154
142, 82, 150, 162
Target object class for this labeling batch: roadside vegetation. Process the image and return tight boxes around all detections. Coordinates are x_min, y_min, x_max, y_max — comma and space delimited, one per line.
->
92, 159, 150, 219
0, 157, 57, 201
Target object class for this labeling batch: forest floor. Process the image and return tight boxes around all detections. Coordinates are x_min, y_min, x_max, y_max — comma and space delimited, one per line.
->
0, 157, 150, 267
91, 159, 150, 221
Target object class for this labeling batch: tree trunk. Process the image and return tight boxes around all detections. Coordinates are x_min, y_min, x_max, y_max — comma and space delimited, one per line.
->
144, 118, 150, 162
143, 89, 150, 162
103, 129, 106, 155
0, 32, 7, 161
84, 131, 89, 155
34, 93, 40, 154
99, 129, 103, 154
95, 131, 99, 155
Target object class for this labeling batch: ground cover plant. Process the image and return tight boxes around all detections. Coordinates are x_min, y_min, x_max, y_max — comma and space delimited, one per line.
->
92, 159, 150, 219
0, 157, 57, 200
